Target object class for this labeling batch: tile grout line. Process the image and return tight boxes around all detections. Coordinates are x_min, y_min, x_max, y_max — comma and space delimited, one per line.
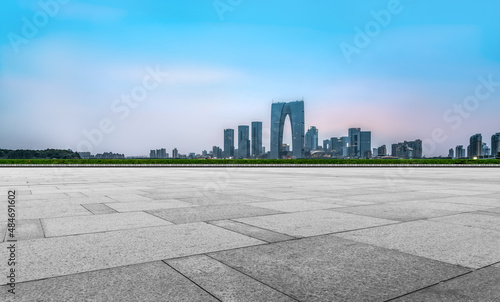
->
204, 254, 302, 302
162, 260, 223, 302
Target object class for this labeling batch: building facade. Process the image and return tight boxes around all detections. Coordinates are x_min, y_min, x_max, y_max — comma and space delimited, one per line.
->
251, 122, 263, 157
360, 131, 372, 159
238, 125, 250, 159
468, 134, 482, 158
305, 126, 318, 152
348, 128, 361, 158
224, 129, 235, 158
491, 133, 500, 158
270, 101, 305, 159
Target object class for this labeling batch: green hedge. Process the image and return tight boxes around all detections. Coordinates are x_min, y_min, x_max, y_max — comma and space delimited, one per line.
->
0, 159, 499, 165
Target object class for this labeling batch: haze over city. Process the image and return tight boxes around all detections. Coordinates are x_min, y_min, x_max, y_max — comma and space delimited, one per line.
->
1, 0, 500, 156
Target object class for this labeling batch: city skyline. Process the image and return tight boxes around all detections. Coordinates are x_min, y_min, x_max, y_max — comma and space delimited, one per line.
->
1, 1, 500, 156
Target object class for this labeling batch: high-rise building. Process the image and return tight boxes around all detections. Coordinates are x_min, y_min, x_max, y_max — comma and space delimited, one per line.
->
212, 146, 223, 159
251, 122, 262, 157
391, 143, 399, 157
377, 145, 387, 157
491, 133, 500, 158
238, 125, 250, 158
172, 148, 178, 159
270, 101, 305, 159
482, 143, 490, 157
149, 150, 156, 159
323, 139, 331, 152
448, 148, 454, 158
330, 137, 344, 158
224, 129, 235, 158
348, 128, 361, 158
360, 131, 371, 159
305, 126, 318, 152
469, 134, 482, 158
154, 148, 166, 159
342, 136, 349, 157
392, 140, 422, 158
455, 145, 465, 159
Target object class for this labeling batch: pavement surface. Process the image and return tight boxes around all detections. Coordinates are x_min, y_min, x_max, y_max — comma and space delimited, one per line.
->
0, 167, 499, 301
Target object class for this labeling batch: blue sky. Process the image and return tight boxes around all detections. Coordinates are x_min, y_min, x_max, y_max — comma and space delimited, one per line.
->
1, 0, 500, 156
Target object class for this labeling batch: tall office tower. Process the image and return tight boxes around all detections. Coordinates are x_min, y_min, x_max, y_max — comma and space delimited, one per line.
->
360, 131, 371, 159
149, 150, 156, 159
377, 145, 387, 157
330, 137, 344, 158
391, 143, 399, 157
158, 148, 166, 159
172, 148, 178, 159
323, 139, 331, 152
491, 133, 500, 158
372, 148, 378, 157
270, 101, 305, 159
482, 143, 490, 157
348, 128, 361, 158
238, 125, 250, 158
448, 148, 454, 158
305, 126, 318, 152
455, 145, 465, 159
212, 146, 223, 159
342, 136, 349, 157
251, 122, 263, 157
408, 139, 423, 158
224, 129, 235, 158
469, 134, 482, 158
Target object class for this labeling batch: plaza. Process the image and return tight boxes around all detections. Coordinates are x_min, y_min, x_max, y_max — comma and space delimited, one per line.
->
1, 167, 499, 301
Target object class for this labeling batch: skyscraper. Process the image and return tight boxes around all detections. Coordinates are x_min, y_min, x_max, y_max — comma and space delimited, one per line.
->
455, 145, 465, 159
270, 101, 305, 159
305, 126, 318, 152
330, 137, 344, 158
482, 143, 490, 157
149, 150, 156, 159
448, 148, 454, 158
251, 122, 262, 157
377, 145, 387, 157
238, 125, 250, 159
212, 146, 223, 159
348, 128, 361, 158
491, 133, 500, 158
360, 131, 371, 159
469, 134, 482, 158
323, 139, 331, 152
224, 129, 235, 158
172, 148, 178, 159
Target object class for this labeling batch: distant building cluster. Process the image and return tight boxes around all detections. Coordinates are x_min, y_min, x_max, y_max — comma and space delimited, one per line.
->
150, 148, 168, 159
77, 152, 124, 159
78, 101, 499, 160
453, 132, 500, 159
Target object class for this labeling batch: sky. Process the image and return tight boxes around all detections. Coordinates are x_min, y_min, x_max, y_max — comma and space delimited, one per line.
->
1, 0, 500, 157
